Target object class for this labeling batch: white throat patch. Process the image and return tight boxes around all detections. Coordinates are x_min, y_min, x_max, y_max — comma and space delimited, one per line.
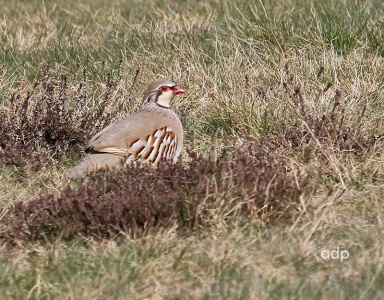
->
156, 91, 172, 108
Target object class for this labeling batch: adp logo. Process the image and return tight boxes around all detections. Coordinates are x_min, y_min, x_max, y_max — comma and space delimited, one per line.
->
320, 247, 349, 262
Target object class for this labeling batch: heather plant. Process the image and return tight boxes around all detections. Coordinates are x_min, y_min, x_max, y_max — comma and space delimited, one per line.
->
0, 62, 143, 173
0, 143, 309, 242
276, 63, 381, 153
275, 63, 384, 189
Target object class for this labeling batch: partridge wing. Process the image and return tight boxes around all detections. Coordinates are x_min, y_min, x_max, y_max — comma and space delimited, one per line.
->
86, 112, 169, 157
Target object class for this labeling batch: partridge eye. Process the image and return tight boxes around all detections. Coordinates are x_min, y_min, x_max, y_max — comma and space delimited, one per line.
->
160, 86, 169, 92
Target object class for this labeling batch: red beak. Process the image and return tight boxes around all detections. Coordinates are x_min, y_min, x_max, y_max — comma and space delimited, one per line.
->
172, 86, 186, 95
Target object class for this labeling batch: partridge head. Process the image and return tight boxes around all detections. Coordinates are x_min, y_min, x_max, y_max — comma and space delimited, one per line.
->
66, 79, 186, 179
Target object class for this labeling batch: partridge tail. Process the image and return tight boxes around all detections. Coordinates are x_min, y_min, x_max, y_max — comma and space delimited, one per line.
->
66, 153, 124, 180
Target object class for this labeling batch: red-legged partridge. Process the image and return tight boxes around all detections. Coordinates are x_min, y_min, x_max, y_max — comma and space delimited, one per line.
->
66, 79, 186, 179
